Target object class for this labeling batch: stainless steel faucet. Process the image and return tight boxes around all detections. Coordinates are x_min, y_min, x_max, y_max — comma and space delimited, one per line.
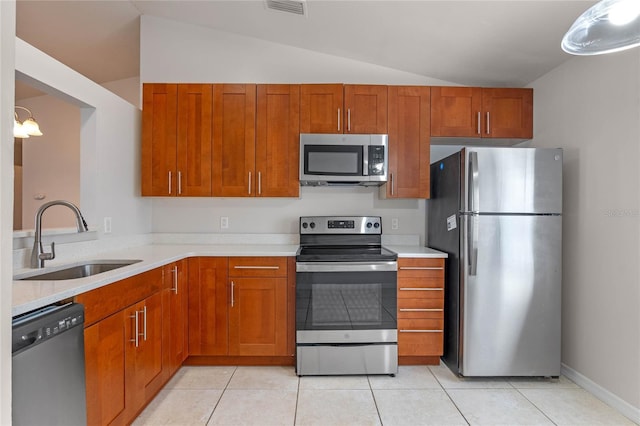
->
31, 200, 89, 268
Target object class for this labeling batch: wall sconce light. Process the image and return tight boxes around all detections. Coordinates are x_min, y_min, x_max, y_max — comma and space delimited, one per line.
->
562, 0, 640, 55
14, 105, 44, 139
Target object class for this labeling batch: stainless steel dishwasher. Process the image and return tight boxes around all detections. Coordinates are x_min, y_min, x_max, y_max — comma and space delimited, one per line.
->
12, 303, 87, 425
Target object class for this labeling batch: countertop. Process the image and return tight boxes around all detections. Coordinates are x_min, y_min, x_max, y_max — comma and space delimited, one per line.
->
12, 243, 447, 317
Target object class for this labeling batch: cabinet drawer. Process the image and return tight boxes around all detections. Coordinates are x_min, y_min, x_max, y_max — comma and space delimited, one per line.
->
398, 258, 444, 278
398, 319, 444, 356
76, 268, 163, 327
398, 298, 444, 319
228, 257, 288, 277
398, 278, 444, 299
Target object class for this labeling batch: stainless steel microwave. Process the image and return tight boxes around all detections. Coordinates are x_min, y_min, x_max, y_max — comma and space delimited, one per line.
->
299, 133, 388, 186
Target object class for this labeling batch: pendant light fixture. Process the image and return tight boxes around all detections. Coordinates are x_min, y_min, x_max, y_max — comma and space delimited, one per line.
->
14, 105, 44, 138
562, 0, 640, 55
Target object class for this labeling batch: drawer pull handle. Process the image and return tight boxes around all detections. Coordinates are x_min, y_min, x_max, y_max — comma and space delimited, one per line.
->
233, 266, 280, 270
399, 287, 444, 291
400, 266, 444, 270
399, 329, 443, 333
399, 308, 443, 312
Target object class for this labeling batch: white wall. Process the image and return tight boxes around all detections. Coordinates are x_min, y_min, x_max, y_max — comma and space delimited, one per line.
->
1, 1, 15, 421
529, 49, 640, 417
15, 39, 151, 239
141, 15, 456, 242
18, 95, 80, 229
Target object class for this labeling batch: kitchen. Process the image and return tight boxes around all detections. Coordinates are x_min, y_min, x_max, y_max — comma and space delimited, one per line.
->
2, 1, 640, 425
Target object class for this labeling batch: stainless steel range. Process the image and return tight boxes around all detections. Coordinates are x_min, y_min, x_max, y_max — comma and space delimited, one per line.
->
295, 216, 398, 376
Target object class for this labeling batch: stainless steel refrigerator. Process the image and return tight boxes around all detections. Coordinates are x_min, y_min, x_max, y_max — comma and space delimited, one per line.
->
427, 147, 562, 377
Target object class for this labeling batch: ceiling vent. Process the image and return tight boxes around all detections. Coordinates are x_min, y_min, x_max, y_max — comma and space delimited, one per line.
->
265, 0, 307, 16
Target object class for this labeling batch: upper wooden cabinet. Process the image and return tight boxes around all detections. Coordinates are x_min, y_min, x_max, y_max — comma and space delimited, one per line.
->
256, 84, 300, 197
300, 84, 387, 134
212, 84, 257, 197
213, 84, 300, 197
383, 86, 431, 199
431, 87, 533, 139
142, 83, 212, 196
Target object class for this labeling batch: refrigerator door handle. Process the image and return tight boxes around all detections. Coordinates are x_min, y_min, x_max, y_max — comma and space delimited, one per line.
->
468, 151, 479, 212
468, 214, 478, 276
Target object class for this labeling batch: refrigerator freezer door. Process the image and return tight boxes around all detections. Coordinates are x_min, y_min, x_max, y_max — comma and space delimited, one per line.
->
463, 147, 563, 214
460, 214, 561, 376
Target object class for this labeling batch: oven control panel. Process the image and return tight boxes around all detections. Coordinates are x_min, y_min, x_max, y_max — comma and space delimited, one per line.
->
300, 216, 382, 234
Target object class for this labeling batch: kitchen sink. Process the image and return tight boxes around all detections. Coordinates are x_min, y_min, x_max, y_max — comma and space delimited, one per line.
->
15, 259, 142, 281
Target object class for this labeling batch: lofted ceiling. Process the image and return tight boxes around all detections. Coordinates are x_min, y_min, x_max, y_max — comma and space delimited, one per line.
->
15, 0, 596, 99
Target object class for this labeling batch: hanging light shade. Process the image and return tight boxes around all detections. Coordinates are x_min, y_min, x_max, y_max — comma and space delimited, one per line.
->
562, 0, 640, 55
13, 114, 29, 139
13, 106, 44, 138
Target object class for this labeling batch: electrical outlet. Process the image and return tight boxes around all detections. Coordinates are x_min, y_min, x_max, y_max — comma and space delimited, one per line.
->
104, 217, 112, 234
220, 216, 229, 229
391, 218, 399, 230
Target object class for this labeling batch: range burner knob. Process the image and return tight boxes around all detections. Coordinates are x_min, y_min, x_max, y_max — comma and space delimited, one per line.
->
310, 222, 316, 229
302, 222, 308, 229
366, 222, 373, 228
374, 222, 380, 229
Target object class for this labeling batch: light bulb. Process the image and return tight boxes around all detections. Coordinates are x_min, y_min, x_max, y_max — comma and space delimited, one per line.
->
608, 0, 640, 25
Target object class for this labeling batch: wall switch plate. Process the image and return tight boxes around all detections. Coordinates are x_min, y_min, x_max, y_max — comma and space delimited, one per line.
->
104, 217, 112, 234
220, 216, 229, 229
391, 218, 399, 230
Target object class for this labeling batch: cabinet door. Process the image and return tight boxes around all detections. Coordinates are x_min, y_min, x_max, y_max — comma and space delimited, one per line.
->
300, 84, 343, 133
142, 83, 177, 196
343, 85, 388, 134
213, 84, 257, 197
84, 311, 127, 426
162, 260, 188, 379
228, 277, 288, 356
177, 84, 213, 196
188, 257, 229, 355
385, 86, 430, 198
256, 84, 300, 197
125, 292, 164, 414
482, 88, 533, 139
431, 86, 482, 137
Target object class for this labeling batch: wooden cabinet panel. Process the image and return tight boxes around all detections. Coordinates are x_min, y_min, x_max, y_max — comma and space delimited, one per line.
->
344, 85, 388, 134
300, 84, 343, 133
482, 88, 533, 138
142, 83, 177, 196
84, 311, 127, 426
398, 319, 444, 356
142, 83, 212, 196
176, 84, 213, 196
431, 86, 532, 139
228, 256, 288, 278
384, 86, 430, 198
188, 257, 229, 355
228, 277, 288, 356
397, 257, 445, 362
431, 86, 482, 137
213, 84, 257, 197
162, 260, 189, 379
256, 84, 300, 197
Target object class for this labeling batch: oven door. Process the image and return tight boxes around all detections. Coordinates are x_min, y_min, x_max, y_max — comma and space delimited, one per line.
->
296, 261, 397, 344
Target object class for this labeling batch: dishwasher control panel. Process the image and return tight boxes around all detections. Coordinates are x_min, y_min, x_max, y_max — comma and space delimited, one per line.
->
12, 303, 84, 355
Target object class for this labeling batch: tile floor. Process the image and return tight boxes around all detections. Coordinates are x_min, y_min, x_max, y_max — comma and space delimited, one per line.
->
133, 364, 637, 426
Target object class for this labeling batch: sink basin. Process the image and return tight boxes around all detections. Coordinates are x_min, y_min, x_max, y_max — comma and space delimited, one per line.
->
16, 260, 142, 281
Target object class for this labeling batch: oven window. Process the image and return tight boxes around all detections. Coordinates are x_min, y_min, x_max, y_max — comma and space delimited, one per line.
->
297, 270, 397, 331
304, 145, 363, 176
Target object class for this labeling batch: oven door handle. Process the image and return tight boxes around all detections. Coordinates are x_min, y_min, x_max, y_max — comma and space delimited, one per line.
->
296, 261, 397, 272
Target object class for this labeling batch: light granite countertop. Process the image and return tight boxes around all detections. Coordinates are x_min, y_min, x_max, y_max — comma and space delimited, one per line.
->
12, 243, 447, 317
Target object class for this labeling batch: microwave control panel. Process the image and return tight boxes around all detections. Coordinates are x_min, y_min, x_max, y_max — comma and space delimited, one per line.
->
368, 146, 386, 176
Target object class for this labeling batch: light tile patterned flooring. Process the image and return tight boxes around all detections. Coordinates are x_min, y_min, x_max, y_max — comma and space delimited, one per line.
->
133, 364, 637, 426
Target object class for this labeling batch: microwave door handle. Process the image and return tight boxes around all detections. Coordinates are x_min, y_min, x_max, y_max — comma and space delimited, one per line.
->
363, 144, 369, 176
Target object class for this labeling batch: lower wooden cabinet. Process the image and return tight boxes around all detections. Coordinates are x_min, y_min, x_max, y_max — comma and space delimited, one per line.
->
187, 256, 292, 361
162, 259, 189, 380
77, 267, 167, 425
397, 257, 445, 365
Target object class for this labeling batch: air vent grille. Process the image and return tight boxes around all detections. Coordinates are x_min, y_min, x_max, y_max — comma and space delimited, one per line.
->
265, 0, 306, 16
